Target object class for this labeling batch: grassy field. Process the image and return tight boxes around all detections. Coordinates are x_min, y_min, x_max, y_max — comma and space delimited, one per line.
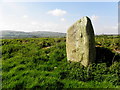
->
1, 35, 120, 89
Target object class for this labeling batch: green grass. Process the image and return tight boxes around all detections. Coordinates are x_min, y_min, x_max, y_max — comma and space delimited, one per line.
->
1, 36, 120, 89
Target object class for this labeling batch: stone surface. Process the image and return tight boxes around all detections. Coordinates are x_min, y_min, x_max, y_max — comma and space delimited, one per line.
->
66, 16, 96, 67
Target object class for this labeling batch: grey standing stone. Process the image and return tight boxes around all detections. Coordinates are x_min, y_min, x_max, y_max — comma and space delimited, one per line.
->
66, 16, 96, 67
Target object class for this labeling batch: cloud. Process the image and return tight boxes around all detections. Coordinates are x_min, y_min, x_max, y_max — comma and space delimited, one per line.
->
60, 18, 66, 21
101, 24, 118, 34
47, 9, 67, 16
111, 26, 117, 30
0, 17, 68, 32
91, 15, 99, 21
31, 21, 38, 25
0, 6, 3, 21
23, 15, 28, 18
104, 24, 118, 30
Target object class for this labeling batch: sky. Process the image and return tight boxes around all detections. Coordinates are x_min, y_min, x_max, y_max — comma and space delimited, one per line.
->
118, 1, 120, 34
0, 1, 118, 35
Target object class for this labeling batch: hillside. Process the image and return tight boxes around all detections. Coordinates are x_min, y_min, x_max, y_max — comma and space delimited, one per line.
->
1, 30, 66, 39
1, 35, 120, 89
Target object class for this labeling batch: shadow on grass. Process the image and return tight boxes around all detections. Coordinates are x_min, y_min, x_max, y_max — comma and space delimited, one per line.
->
95, 47, 120, 66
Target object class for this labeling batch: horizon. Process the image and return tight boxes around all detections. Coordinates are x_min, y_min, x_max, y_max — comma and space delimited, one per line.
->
1, 30, 120, 36
0, 2, 118, 35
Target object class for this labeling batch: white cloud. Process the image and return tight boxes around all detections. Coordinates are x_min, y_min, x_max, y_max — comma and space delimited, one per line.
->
0, 16, 68, 32
47, 9, 67, 16
60, 18, 66, 21
23, 15, 28, 18
111, 26, 118, 30
91, 15, 99, 21
104, 24, 118, 30
101, 24, 118, 34
31, 21, 38, 25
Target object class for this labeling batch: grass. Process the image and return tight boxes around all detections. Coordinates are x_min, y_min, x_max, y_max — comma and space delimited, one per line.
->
1, 35, 120, 88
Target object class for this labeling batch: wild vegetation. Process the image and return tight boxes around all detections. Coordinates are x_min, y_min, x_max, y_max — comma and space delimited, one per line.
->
1, 35, 120, 89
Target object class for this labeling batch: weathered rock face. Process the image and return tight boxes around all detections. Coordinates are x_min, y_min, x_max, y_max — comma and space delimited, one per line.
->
66, 16, 96, 67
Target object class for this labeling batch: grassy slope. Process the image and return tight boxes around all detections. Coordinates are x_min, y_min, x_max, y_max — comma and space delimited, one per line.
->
1, 36, 120, 88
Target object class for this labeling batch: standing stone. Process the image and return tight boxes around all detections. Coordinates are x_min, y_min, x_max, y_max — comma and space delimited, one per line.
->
66, 16, 96, 67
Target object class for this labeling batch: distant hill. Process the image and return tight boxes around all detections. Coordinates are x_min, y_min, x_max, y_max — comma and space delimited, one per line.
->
1, 30, 66, 39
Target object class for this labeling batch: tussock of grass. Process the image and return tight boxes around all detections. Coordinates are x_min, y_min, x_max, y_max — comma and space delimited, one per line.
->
1, 36, 120, 88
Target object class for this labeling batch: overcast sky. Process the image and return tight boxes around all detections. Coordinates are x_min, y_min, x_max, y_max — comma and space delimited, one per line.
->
0, 1, 118, 35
